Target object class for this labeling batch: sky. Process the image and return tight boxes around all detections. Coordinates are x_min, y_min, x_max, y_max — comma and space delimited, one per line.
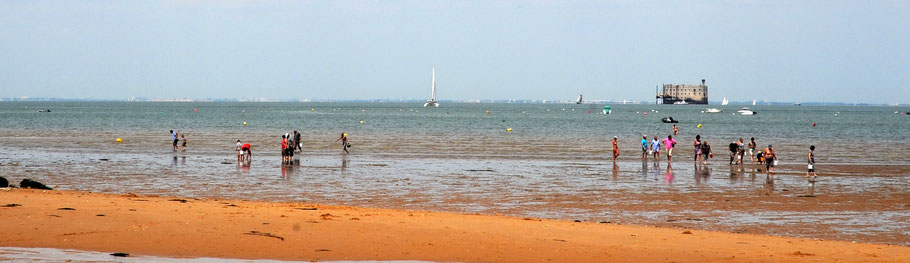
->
1, 0, 908, 103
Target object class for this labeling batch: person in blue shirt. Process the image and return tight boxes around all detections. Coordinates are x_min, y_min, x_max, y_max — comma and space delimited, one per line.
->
641, 135, 649, 160
651, 136, 661, 160
170, 130, 178, 151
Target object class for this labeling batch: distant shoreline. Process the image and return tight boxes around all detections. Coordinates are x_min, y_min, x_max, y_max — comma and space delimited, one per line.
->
1, 99, 907, 106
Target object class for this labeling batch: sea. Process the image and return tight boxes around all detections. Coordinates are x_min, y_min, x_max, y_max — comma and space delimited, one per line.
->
1, 101, 909, 246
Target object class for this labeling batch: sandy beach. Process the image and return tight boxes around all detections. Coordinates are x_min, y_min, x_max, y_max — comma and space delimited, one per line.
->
1, 188, 907, 262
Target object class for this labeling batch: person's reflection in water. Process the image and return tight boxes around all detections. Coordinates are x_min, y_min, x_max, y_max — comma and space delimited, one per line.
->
763, 174, 775, 194
238, 159, 251, 173
171, 156, 178, 170
612, 162, 619, 180
651, 162, 661, 181
807, 176, 817, 196
341, 155, 349, 174
180, 156, 186, 165
702, 166, 711, 183
695, 165, 711, 186
641, 159, 648, 180
665, 165, 674, 184
281, 161, 298, 180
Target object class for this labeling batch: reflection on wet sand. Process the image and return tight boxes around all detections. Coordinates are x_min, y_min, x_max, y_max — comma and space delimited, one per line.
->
763, 174, 775, 193
694, 166, 711, 185
2, 147, 909, 246
281, 160, 299, 179
340, 156, 349, 174
612, 162, 619, 180
640, 159, 648, 179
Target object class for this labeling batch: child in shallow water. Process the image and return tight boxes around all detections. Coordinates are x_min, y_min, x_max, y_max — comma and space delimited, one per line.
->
807, 145, 817, 178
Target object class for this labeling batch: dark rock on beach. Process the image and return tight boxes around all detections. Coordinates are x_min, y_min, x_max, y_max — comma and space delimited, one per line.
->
20, 179, 52, 190
0, 176, 8, 188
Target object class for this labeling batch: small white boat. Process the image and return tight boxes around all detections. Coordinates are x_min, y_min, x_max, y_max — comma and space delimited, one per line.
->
752, 99, 757, 106
721, 97, 729, 106
673, 101, 688, 105
423, 67, 439, 107
703, 108, 723, 113
737, 107, 757, 115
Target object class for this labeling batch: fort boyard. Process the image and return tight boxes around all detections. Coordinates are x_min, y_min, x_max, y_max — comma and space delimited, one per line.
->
657, 79, 708, 104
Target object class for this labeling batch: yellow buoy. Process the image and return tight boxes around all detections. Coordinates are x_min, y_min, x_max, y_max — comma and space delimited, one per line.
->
506, 128, 512, 132
697, 124, 702, 128
343, 133, 348, 137
360, 120, 364, 124
243, 122, 247, 126
311, 108, 315, 111
116, 138, 122, 142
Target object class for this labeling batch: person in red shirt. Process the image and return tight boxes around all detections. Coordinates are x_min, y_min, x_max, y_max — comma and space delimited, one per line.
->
281, 134, 289, 163
241, 143, 252, 162
611, 136, 619, 162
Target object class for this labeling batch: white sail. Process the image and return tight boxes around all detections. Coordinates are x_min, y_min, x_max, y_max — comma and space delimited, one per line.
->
721, 97, 729, 105
752, 99, 756, 106
424, 67, 439, 107
431, 68, 436, 101
576, 94, 583, 104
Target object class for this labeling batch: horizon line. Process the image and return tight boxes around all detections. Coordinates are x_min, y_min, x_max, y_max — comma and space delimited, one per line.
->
0, 97, 907, 106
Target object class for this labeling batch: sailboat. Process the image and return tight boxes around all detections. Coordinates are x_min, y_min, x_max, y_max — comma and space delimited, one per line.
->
423, 68, 439, 107
576, 94, 583, 104
721, 97, 729, 106
752, 99, 757, 106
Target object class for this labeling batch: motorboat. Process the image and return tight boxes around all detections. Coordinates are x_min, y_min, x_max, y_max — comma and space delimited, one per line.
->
661, 117, 678, 123
423, 67, 439, 107
737, 107, 757, 115
703, 108, 723, 113
37, 109, 51, 113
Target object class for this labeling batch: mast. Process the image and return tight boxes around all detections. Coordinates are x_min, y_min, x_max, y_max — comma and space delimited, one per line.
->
430, 67, 436, 101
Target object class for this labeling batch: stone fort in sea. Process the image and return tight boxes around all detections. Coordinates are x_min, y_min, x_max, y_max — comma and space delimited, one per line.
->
656, 79, 708, 104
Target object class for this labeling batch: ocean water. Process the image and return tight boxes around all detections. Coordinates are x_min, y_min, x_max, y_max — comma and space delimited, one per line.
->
1, 101, 909, 245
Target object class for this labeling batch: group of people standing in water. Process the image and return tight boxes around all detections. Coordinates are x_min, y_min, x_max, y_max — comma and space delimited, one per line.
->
171, 130, 351, 165
169, 130, 188, 151
613, 126, 818, 177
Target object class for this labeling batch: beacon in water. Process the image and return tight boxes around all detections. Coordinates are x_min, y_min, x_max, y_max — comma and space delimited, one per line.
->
194, 109, 198, 112
116, 138, 122, 142
243, 122, 247, 126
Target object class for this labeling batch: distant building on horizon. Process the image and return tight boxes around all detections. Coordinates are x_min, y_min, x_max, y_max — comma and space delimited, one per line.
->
656, 79, 708, 104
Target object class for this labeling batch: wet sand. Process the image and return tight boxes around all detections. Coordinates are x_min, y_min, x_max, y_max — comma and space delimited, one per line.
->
1, 189, 908, 262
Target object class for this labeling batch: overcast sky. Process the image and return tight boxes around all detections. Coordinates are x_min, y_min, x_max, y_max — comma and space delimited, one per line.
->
1, 0, 908, 103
